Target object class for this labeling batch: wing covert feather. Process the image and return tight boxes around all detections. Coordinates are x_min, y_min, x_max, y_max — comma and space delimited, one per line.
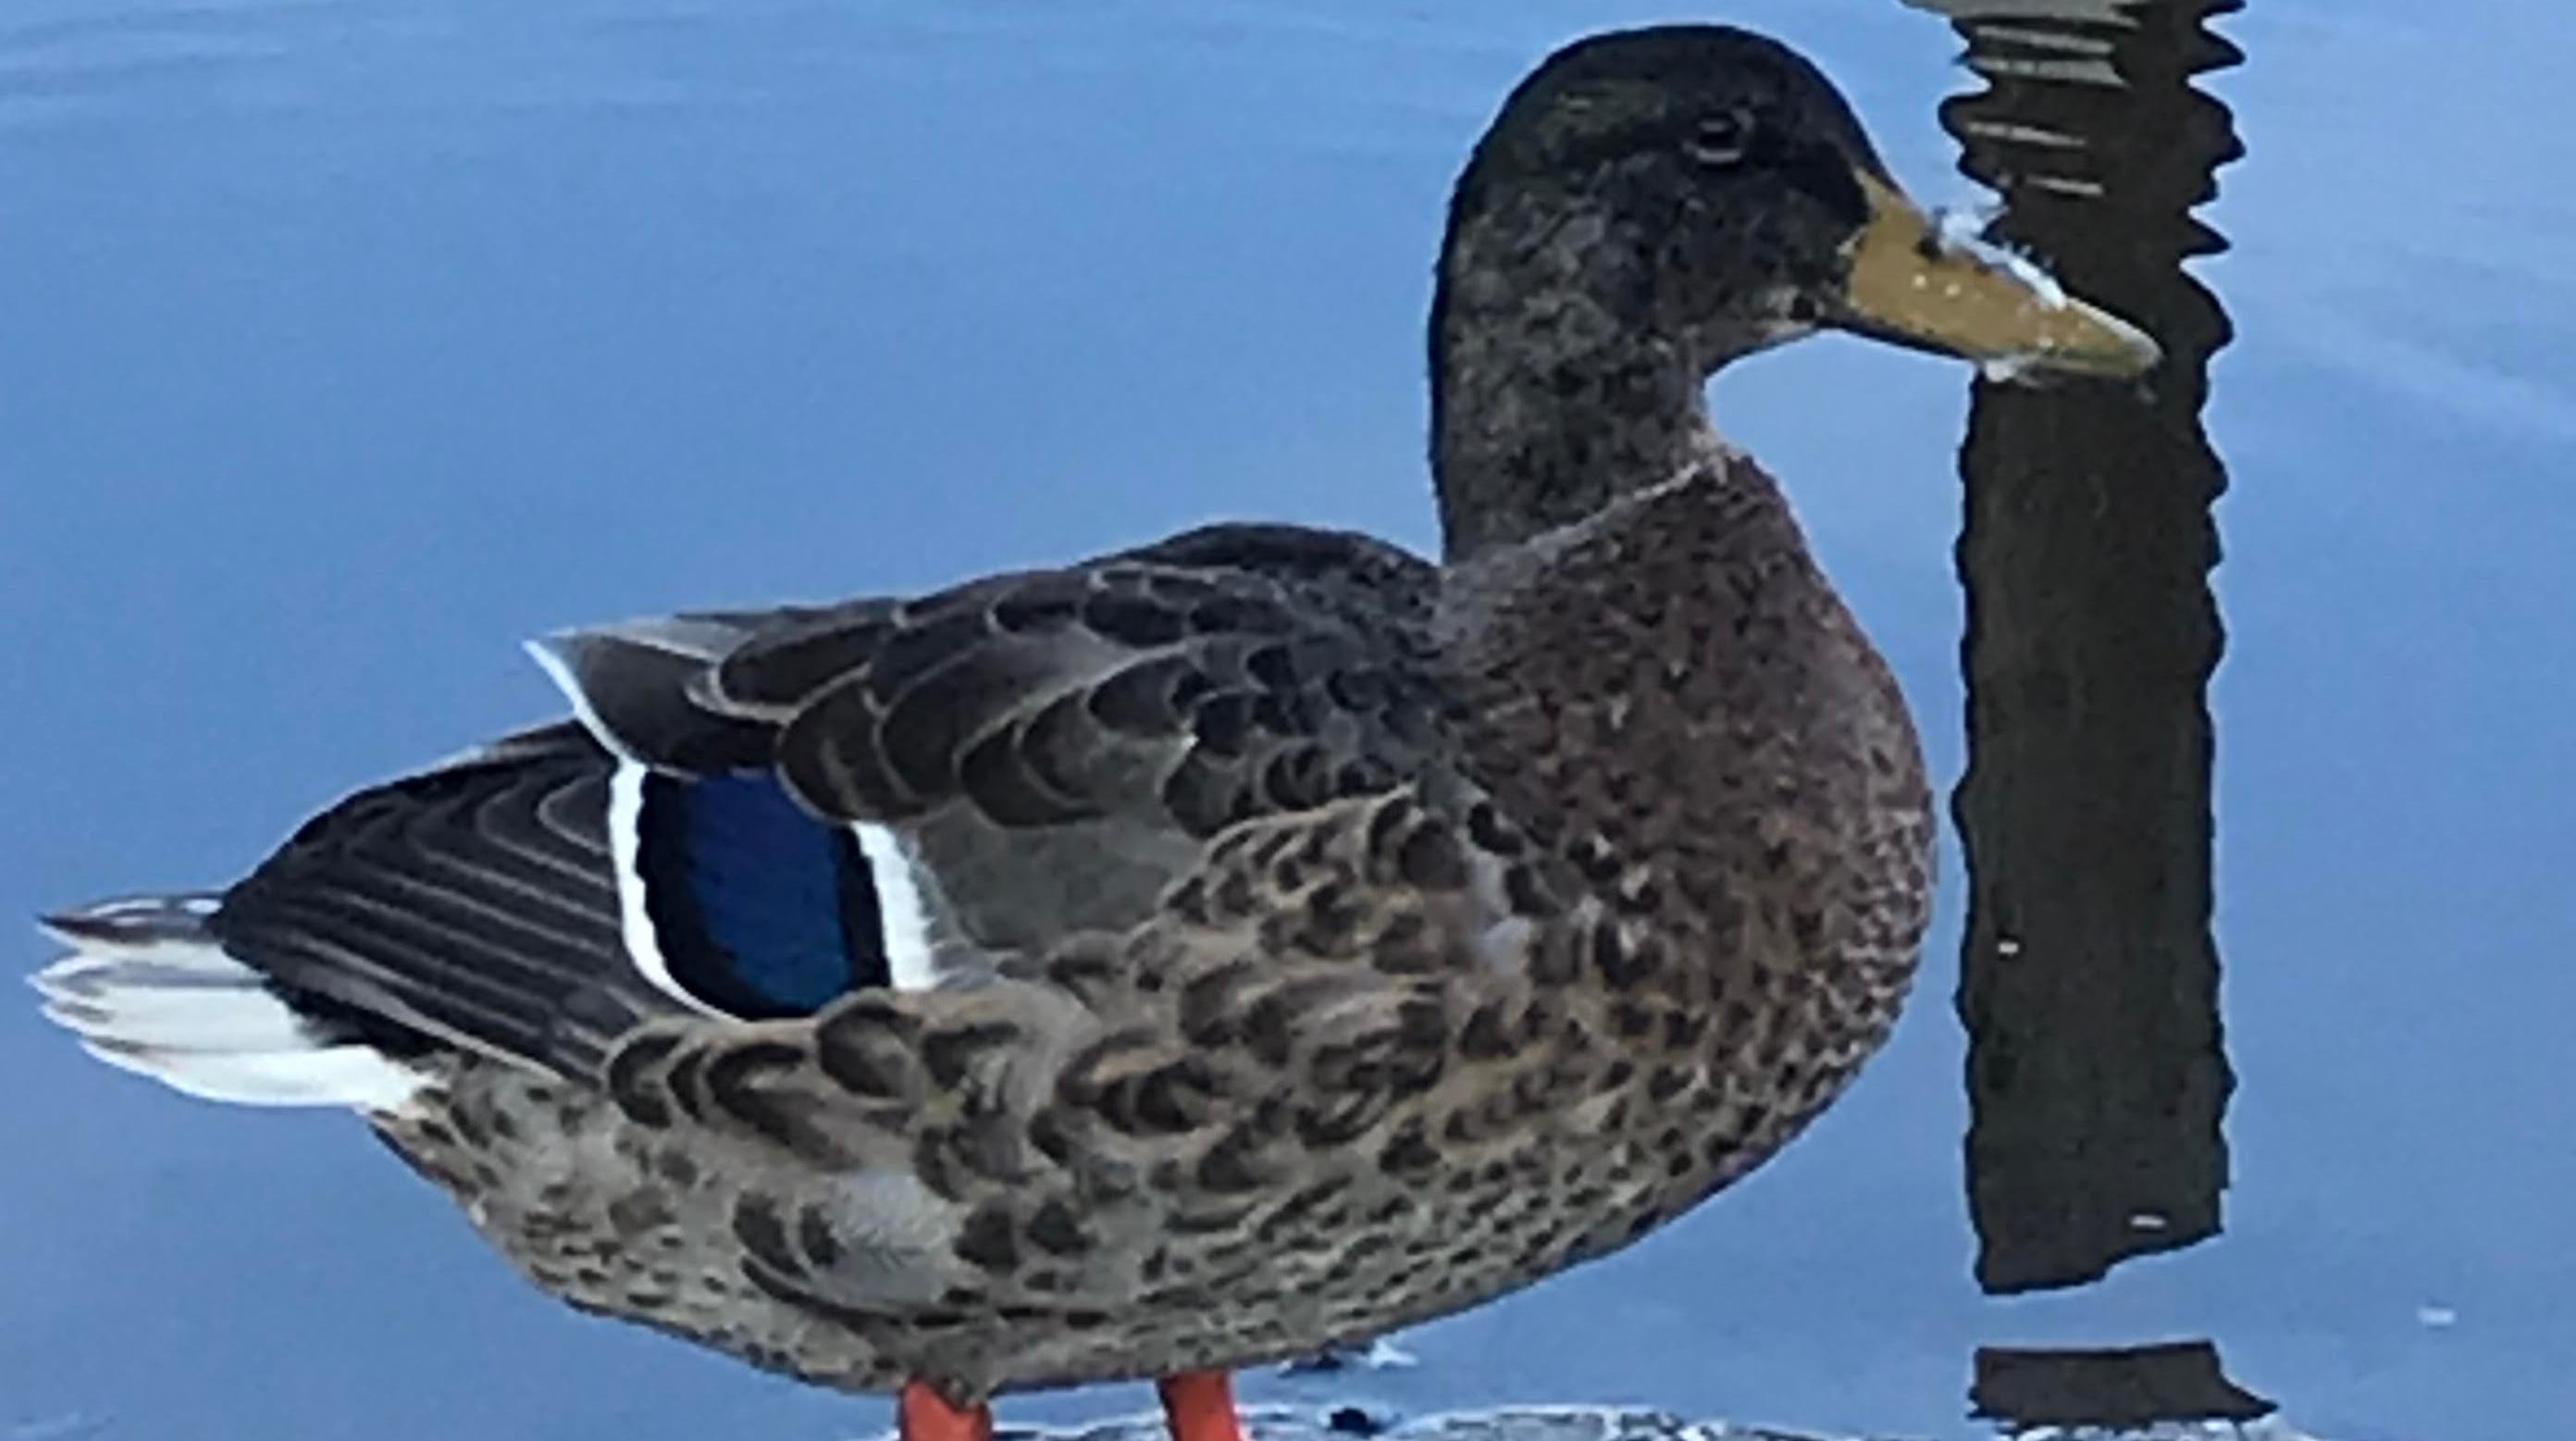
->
549, 525, 1451, 953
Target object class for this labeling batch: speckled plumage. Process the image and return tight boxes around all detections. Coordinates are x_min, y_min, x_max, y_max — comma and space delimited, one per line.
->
358, 464, 1930, 1400
38, 21, 2162, 1422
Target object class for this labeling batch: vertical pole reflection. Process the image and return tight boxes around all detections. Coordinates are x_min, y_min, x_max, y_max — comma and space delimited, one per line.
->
1911, 0, 2245, 1296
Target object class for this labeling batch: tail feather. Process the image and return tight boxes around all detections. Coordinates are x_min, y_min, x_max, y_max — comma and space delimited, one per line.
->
33, 896, 428, 1112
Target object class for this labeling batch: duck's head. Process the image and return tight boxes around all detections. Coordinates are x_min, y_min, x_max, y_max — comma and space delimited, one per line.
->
1436, 24, 2156, 389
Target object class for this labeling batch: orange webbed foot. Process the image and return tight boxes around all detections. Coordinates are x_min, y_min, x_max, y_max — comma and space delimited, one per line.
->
1157, 1370, 1248, 1441
898, 1379, 994, 1441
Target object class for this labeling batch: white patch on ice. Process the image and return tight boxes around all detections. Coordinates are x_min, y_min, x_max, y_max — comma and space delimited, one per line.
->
1348, 1338, 1418, 1370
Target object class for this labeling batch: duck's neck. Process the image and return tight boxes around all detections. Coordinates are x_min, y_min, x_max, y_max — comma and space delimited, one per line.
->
1428, 224, 1723, 562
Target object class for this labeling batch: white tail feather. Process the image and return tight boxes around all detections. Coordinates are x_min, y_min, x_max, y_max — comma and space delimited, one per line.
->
75, 1036, 425, 1109
33, 899, 427, 1113
43, 980, 317, 1051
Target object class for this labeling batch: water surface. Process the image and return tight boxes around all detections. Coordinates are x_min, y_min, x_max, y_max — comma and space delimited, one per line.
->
3, 3, 2568, 1438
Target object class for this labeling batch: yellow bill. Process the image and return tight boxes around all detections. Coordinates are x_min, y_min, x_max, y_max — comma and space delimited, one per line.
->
1832, 171, 2160, 380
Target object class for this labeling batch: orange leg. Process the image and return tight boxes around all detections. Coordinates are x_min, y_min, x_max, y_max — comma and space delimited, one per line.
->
1157, 1370, 1248, 1441
898, 1379, 993, 1441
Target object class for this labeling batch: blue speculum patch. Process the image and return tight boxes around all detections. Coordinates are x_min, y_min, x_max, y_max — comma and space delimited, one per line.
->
636, 770, 885, 1017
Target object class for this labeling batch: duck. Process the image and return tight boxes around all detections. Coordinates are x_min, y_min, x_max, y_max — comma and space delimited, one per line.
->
31, 23, 2155, 1441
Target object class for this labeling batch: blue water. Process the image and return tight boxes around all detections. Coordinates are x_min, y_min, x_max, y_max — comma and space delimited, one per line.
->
4, 2, 2570, 1438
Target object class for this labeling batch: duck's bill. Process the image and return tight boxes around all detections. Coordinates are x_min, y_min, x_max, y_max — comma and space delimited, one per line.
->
1827, 171, 2161, 381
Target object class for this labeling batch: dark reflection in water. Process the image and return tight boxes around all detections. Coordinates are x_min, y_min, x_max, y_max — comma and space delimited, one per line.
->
1971, 1342, 2273, 1432
1909, 0, 2249, 1427
1913, 0, 2242, 1298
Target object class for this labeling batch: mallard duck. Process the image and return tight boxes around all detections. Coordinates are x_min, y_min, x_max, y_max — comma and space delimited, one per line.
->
31, 23, 2154, 1441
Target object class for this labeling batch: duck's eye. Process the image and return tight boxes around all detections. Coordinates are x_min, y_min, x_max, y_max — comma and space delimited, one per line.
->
1686, 108, 1756, 168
